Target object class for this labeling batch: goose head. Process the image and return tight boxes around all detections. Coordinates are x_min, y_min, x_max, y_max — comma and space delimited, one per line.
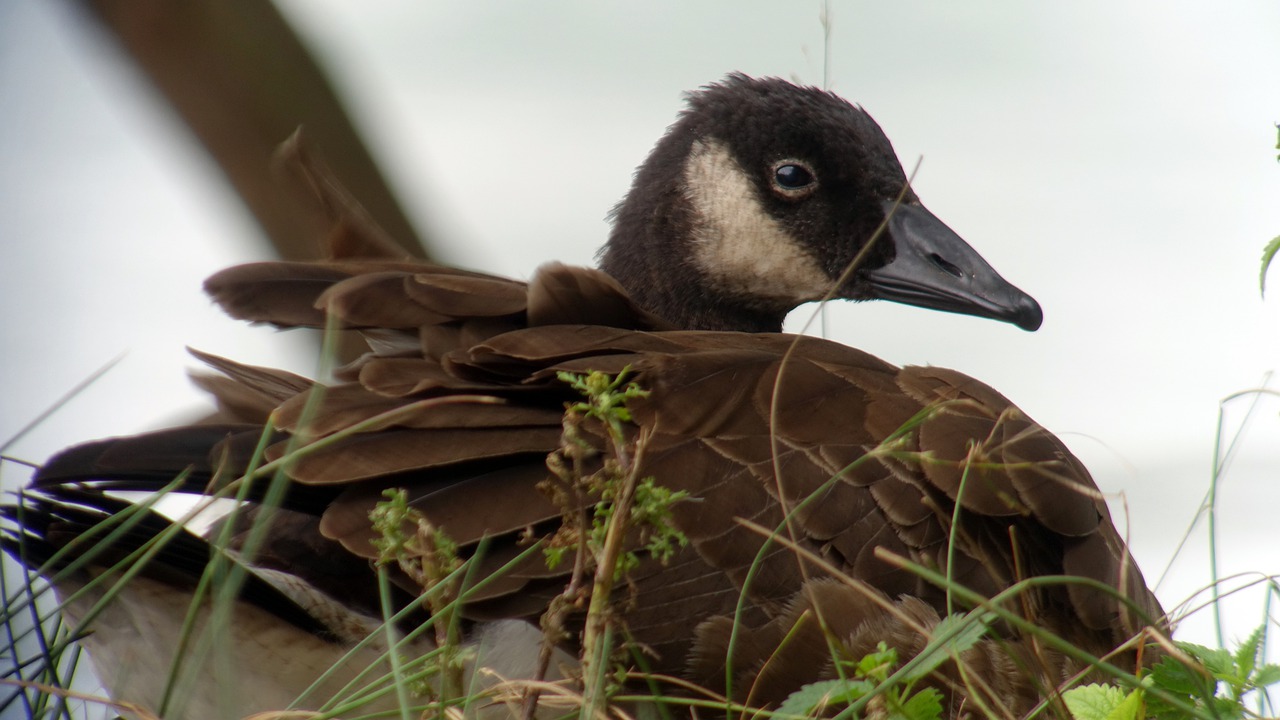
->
599, 73, 1042, 333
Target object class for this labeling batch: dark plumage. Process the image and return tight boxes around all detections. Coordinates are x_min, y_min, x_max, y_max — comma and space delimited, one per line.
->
601, 74, 1042, 332
3, 75, 1161, 719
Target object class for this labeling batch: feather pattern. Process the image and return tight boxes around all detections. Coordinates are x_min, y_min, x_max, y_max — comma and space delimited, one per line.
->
20, 256, 1163, 710
3, 74, 1162, 717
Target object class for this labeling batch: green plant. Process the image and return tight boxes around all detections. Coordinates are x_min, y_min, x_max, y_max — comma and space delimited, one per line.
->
533, 369, 689, 719
370, 487, 468, 711
1063, 625, 1280, 720
775, 627, 991, 720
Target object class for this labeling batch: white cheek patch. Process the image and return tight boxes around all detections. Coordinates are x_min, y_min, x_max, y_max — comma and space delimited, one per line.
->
683, 139, 834, 304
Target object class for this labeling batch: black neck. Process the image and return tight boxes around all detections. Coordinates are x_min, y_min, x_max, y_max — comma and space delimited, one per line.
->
598, 201, 788, 332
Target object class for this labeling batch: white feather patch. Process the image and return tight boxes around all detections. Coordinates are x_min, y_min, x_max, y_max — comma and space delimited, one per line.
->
683, 139, 832, 303
52, 570, 574, 719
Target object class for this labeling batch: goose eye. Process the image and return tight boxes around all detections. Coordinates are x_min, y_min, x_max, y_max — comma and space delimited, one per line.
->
771, 162, 816, 197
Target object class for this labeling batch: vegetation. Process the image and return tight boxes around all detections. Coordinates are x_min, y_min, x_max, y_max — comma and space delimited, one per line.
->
4, 360, 1280, 720
2, 56, 1279, 720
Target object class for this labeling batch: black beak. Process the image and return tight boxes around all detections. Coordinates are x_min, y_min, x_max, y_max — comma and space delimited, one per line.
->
860, 201, 1043, 331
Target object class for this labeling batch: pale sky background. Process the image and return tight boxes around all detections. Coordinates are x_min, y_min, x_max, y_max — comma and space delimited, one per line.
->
2, 0, 1279, 660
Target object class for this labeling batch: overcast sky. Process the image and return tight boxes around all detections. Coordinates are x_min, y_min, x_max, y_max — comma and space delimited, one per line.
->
2, 1, 1279, 654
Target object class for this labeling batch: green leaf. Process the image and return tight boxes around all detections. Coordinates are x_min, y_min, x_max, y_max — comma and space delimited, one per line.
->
902, 612, 993, 681
1149, 655, 1206, 696
1260, 235, 1280, 296
1062, 684, 1131, 720
895, 687, 944, 720
776, 678, 874, 716
1207, 696, 1246, 717
776, 682, 840, 715
1107, 687, 1145, 720
1251, 663, 1280, 688
1233, 625, 1267, 683
855, 642, 898, 682
1180, 642, 1236, 678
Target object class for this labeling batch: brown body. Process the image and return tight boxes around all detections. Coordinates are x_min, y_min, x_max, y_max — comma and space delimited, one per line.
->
8, 76, 1162, 718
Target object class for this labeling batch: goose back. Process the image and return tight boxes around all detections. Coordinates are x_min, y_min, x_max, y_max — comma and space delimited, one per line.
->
20, 253, 1163, 714
5, 74, 1162, 717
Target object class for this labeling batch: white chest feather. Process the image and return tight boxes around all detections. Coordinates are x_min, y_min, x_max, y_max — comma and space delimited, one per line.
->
52, 570, 571, 720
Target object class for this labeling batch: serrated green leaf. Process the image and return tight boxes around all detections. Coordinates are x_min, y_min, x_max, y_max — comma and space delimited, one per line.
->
1107, 687, 1145, 720
855, 642, 898, 681
902, 646, 950, 683
1176, 641, 1214, 656
776, 678, 874, 716
1149, 655, 1205, 696
1181, 643, 1235, 678
1233, 626, 1265, 680
894, 687, 944, 720
902, 612, 993, 681
1147, 695, 1200, 720
1063, 684, 1128, 720
777, 680, 843, 716
1252, 663, 1280, 688
1261, 235, 1280, 296
1208, 695, 1245, 717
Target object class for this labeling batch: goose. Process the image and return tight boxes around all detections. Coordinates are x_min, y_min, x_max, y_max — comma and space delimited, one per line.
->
3, 74, 1163, 719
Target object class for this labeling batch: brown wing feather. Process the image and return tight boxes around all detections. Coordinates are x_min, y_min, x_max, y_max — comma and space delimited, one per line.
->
26, 251, 1165, 709
527, 262, 674, 330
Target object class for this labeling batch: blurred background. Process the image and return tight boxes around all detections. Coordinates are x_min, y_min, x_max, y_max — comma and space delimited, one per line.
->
2, 0, 1278, 668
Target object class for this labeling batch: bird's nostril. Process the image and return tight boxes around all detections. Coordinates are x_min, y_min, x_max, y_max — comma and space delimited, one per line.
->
929, 253, 964, 279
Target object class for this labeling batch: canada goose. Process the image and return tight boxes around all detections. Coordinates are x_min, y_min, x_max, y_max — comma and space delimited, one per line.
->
3, 75, 1162, 718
